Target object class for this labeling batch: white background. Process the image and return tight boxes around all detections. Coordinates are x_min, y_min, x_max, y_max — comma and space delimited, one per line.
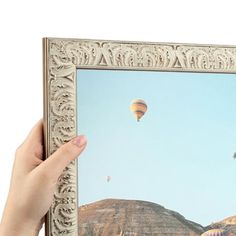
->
0, 0, 235, 235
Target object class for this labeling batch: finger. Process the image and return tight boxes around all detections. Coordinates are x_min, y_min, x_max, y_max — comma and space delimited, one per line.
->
24, 119, 43, 146
14, 119, 44, 173
36, 135, 87, 180
17, 119, 43, 153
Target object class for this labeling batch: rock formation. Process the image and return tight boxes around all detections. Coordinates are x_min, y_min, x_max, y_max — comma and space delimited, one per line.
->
78, 199, 205, 236
203, 215, 236, 236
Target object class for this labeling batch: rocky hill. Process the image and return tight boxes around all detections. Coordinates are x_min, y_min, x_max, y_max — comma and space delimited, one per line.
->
204, 215, 236, 235
217, 215, 236, 226
78, 199, 205, 236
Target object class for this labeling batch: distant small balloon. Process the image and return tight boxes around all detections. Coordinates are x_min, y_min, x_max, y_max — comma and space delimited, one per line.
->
233, 152, 236, 159
130, 99, 148, 122
106, 176, 111, 182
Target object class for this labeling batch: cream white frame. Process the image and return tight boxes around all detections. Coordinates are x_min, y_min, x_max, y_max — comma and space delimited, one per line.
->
43, 37, 236, 236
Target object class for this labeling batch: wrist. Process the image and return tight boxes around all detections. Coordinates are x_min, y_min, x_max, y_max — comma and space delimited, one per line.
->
0, 198, 42, 236
0, 223, 40, 236
0, 224, 39, 236
0, 216, 41, 236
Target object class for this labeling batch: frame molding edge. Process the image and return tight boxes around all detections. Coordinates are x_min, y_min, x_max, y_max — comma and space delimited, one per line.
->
43, 37, 236, 236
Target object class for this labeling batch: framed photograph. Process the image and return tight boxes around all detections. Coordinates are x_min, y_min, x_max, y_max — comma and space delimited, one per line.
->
43, 38, 236, 236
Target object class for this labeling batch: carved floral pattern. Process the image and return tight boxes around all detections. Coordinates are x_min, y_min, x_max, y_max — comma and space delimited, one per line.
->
44, 38, 236, 236
49, 39, 236, 71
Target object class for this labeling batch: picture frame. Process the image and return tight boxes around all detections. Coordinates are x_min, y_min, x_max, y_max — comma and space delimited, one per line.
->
43, 38, 236, 236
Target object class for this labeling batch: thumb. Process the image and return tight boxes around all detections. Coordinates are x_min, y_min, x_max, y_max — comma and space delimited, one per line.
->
37, 135, 87, 180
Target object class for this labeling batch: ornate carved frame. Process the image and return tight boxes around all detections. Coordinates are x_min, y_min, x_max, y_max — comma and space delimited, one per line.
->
43, 37, 236, 236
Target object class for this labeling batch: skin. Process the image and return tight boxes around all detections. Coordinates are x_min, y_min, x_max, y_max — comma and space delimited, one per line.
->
0, 120, 87, 236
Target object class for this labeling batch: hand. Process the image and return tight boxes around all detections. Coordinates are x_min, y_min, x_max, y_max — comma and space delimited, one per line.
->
0, 119, 87, 236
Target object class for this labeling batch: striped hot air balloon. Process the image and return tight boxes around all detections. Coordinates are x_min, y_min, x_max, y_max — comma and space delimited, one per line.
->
130, 99, 148, 122
201, 229, 227, 236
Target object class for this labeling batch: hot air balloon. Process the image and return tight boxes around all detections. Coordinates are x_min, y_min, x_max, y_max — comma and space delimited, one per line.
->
130, 99, 148, 122
201, 229, 227, 236
106, 176, 111, 182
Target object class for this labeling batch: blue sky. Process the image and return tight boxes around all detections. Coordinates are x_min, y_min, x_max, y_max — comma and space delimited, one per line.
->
77, 69, 236, 226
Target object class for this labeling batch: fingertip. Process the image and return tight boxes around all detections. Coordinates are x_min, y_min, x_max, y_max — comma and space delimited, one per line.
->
71, 135, 87, 148
36, 135, 87, 179
25, 119, 44, 144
